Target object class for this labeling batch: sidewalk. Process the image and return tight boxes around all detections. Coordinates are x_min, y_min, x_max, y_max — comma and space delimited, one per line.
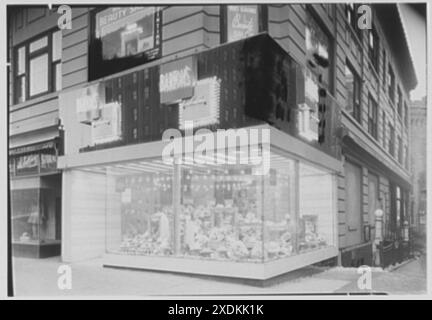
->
11, 256, 427, 297
334, 255, 427, 294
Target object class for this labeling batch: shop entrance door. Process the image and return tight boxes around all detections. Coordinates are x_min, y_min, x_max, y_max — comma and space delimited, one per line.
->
345, 161, 362, 247
368, 173, 379, 240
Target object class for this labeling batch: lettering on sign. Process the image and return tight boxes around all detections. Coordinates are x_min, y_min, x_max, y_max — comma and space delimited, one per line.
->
227, 5, 259, 42
160, 56, 197, 104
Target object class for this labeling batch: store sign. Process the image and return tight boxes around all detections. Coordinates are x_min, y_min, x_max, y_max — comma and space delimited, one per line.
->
227, 5, 259, 42
159, 56, 197, 104
9, 140, 56, 156
179, 77, 220, 130
298, 70, 319, 142
95, 7, 161, 60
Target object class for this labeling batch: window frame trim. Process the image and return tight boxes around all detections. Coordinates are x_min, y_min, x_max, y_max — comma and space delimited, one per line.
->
13, 28, 60, 105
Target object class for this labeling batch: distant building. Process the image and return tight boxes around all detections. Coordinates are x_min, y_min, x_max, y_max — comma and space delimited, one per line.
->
410, 97, 427, 233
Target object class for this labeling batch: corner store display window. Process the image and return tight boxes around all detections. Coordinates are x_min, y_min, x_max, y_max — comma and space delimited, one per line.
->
102, 150, 336, 263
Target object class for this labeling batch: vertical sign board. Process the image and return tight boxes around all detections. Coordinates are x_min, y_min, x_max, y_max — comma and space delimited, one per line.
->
227, 5, 259, 42
159, 56, 198, 104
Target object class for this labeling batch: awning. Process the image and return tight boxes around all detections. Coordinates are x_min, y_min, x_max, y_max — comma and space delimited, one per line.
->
9, 139, 57, 156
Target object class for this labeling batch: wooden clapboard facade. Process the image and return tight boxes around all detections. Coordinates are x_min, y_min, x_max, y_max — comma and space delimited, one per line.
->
8, 4, 416, 267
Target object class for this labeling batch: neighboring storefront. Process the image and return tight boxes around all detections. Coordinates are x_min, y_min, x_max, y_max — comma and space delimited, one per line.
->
339, 134, 411, 267
9, 139, 62, 258
58, 34, 343, 280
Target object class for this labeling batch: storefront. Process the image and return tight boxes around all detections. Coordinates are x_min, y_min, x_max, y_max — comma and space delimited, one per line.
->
58, 34, 343, 279
9, 140, 62, 258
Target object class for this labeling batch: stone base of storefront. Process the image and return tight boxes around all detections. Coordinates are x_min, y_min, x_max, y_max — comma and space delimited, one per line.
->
103, 246, 338, 281
340, 242, 373, 267
12, 241, 61, 259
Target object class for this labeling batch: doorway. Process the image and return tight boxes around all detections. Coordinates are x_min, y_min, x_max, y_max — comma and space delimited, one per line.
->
344, 161, 363, 247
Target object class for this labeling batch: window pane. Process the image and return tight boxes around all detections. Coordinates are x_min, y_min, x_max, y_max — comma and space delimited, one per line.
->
299, 162, 335, 252
16, 75, 26, 103
17, 46, 26, 75
29, 54, 48, 96
11, 189, 41, 243
29, 36, 48, 53
345, 65, 354, 113
52, 30, 62, 61
55, 63, 62, 91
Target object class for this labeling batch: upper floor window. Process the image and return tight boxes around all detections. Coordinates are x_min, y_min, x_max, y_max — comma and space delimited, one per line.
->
368, 94, 378, 139
345, 4, 362, 40
14, 30, 62, 104
388, 64, 395, 104
382, 50, 387, 87
397, 135, 403, 163
382, 112, 387, 149
397, 87, 403, 117
404, 146, 409, 169
404, 102, 408, 127
221, 5, 264, 43
368, 27, 379, 72
305, 12, 333, 90
89, 7, 162, 81
389, 124, 395, 156
344, 61, 361, 123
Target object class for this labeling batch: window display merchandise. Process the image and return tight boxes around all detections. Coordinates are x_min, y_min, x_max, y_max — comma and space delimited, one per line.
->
11, 187, 61, 244
105, 150, 336, 265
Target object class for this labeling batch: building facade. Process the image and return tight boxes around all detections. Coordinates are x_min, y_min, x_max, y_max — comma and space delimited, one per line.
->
8, 4, 417, 276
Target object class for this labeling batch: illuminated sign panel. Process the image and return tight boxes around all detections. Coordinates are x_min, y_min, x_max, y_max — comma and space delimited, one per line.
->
179, 77, 220, 130
159, 56, 198, 104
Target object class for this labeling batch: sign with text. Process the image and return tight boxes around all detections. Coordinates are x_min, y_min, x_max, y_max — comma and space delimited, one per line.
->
179, 77, 220, 129
160, 56, 198, 104
95, 7, 161, 60
227, 5, 259, 42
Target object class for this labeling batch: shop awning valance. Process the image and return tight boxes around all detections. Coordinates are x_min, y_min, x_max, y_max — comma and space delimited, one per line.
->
9, 139, 57, 156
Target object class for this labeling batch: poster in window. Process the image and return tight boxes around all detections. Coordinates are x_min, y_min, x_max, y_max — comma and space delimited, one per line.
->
95, 7, 161, 61
227, 6, 259, 42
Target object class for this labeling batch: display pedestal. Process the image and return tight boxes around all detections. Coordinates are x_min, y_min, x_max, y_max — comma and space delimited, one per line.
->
103, 246, 338, 280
